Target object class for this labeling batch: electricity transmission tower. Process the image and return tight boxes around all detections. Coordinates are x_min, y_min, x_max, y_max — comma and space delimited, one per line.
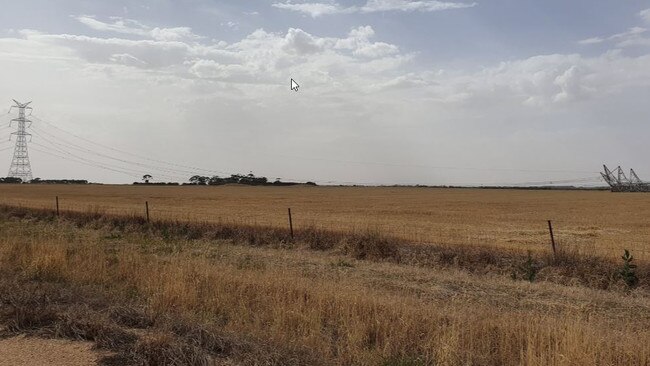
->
601, 165, 650, 192
7, 100, 33, 182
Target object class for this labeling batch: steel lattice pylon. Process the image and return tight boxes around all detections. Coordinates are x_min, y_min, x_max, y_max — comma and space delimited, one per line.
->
7, 100, 33, 182
601, 165, 650, 192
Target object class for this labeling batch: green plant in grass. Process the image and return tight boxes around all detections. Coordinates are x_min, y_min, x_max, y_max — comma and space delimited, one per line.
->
332, 259, 354, 268
512, 251, 539, 283
618, 249, 639, 288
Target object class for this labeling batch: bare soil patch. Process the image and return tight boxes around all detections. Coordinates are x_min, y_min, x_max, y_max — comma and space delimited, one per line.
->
0, 334, 105, 366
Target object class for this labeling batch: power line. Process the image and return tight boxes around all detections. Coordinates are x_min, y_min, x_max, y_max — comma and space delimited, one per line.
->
31, 114, 598, 178
29, 127, 188, 181
30, 117, 323, 183
25, 113, 604, 187
31, 140, 143, 178
31, 115, 229, 176
30, 139, 185, 182
267, 153, 600, 175
29, 145, 141, 178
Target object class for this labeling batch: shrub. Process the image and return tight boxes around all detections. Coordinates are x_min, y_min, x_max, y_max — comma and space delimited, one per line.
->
618, 249, 639, 288
512, 251, 539, 283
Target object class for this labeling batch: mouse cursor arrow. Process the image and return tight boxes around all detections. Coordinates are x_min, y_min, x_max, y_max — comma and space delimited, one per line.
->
290, 78, 299, 92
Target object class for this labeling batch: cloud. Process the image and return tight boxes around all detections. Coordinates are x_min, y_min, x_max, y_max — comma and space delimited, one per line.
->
272, 2, 352, 17
360, 0, 477, 13
2, 14, 650, 185
578, 37, 604, 45
425, 51, 650, 106
8, 19, 650, 108
578, 14, 649, 48
221, 21, 240, 30
8, 20, 407, 92
272, 0, 476, 17
75, 15, 200, 41
109, 53, 147, 66
641, 8, 650, 23
282, 28, 328, 54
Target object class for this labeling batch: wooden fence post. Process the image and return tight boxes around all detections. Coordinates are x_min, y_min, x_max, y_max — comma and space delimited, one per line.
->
547, 220, 556, 256
288, 208, 294, 239
55, 196, 60, 217
145, 201, 150, 223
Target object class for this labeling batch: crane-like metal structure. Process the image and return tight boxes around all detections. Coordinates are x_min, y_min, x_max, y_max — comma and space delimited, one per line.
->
601, 165, 650, 192
7, 100, 33, 182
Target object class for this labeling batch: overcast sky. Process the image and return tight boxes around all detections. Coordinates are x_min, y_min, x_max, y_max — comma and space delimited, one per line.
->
0, 0, 649, 185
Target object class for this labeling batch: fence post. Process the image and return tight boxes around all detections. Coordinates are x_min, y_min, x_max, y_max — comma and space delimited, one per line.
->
55, 196, 59, 217
547, 220, 556, 256
288, 208, 294, 239
145, 201, 150, 223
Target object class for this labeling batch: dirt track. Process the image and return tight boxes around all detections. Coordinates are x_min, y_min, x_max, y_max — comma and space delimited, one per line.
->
0, 335, 103, 366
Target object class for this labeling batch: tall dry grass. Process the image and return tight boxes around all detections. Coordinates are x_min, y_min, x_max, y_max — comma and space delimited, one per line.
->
1, 204, 645, 291
0, 209, 649, 365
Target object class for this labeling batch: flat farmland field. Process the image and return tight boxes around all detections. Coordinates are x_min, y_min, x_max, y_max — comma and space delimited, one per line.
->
0, 184, 649, 260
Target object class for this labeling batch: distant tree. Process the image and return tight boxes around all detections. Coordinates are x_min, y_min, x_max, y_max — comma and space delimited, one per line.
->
142, 174, 152, 184
24, 178, 88, 185
189, 175, 209, 185
0, 177, 22, 184
208, 176, 227, 185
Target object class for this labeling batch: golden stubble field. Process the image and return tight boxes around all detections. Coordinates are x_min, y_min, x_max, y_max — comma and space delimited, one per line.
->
1, 184, 649, 260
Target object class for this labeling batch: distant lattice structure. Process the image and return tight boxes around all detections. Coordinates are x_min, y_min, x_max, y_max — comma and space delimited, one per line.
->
7, 100, 33, 182
601, 165, 650, 192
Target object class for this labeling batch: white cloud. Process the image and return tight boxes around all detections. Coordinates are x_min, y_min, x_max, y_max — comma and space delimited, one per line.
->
423, 51, 650, 106
641, 8, 650, 23
8, 20, 408, 93
272, 0, 476, 17
579, 24, 648, 48
221, 21, 240, 30
188, 59, 255, 81
578, 37, 604, 45
282, 28, 328, 54
75, 15, 200, 41
109, 53, 147, 66
353, 42, 399, 58
76, 15, 147, 37
9, 20, 650, 108
272, 2, 352, 17
149, 27, 199, 41
360, 0, 477, 13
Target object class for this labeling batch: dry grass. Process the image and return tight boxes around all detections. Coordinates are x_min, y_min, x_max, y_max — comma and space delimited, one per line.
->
0, 207, 649, 365
0, 184, 649, 260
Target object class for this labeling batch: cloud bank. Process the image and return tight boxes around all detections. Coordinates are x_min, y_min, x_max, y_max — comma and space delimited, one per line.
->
272, 0, 477, 17
1, 8, 650, 185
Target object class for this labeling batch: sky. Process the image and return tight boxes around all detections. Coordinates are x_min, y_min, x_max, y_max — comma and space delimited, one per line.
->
0, 0, 649, 185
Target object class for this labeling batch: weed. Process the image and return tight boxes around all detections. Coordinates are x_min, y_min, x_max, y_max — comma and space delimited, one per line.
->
619, 249, 639, 288
332, 259, 355, 268
512, 251, 540, 282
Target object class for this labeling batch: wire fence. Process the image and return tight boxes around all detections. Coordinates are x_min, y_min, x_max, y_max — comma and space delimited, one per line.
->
1, 196, 649, 261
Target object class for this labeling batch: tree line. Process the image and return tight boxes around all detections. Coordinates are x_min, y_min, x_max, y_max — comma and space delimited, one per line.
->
186, 173, 316, 186
0, 173, 317, 187
0, 177, 89, 184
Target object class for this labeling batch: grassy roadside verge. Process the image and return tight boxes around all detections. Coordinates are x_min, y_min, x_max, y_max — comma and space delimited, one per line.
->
0, 206, 649, 365
0, 204, 646, 292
